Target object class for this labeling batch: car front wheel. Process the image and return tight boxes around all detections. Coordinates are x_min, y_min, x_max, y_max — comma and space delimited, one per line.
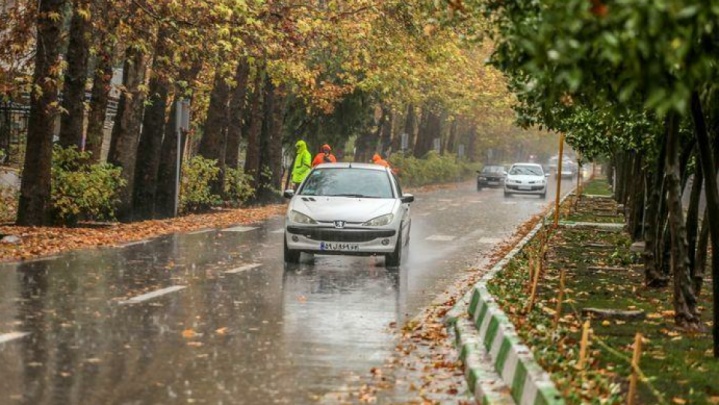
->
504, 190, 511, 198
385, 229, 403, 267
284, 235, 300, 263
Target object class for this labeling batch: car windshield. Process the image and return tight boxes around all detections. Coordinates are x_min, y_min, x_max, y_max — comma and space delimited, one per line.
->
509, 165, 543, 176
482, 166, 504, 174
299, 168, 394, 198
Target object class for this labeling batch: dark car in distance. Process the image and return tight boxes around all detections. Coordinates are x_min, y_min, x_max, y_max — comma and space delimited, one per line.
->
477, 165, 507, 190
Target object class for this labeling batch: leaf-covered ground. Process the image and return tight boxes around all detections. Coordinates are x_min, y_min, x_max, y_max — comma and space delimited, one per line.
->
488, 179, 717, 404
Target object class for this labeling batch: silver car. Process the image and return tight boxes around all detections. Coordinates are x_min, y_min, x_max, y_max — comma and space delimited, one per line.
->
504, 163, 549, 198
283, 163, 414, 267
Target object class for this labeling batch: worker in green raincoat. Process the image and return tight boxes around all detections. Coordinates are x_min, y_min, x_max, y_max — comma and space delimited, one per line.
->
292, 140, 312, 189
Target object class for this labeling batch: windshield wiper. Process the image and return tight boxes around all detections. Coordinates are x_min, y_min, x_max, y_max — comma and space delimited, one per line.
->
328, 193, 366, 198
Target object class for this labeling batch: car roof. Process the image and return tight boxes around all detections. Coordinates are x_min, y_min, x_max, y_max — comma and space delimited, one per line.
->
313, 162, 387, 171
511, 162, 542, 167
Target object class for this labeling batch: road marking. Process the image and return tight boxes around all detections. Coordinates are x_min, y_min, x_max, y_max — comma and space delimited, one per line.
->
225, 263, 262, 274
0, 332, 29, 344
119, 286, 187, 305
270, 228, 285, 234
189, 228, 214, 235
419, 212, 431, 216
469, 200, 483, 203
426, 234, 456, 242
478, 237, 503, 244
438, 199, 452, 202
221, 226, 259, 232
502, 201, 517, 205
437, 207, 447, 211
120, 239, 149, 248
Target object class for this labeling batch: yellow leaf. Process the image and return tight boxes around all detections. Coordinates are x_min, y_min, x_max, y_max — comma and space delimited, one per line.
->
182, 329, 197, 339
672, 398, 686, 405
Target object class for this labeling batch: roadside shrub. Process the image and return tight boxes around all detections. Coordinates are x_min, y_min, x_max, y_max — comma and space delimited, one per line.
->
224, 167, 255, 206
389, 151, 480, 187
51, 145, 125, 225
180, 156, 221, 213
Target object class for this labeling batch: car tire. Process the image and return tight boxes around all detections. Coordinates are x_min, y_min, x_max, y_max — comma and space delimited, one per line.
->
284, 234, 300, 264
504, 190, 511, 198
385, 228, 403, 267
540, 192, 547, 199
477, 184, 482, 191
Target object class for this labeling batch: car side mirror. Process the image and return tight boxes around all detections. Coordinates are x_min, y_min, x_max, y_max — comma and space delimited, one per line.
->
401, 194, 414, 204
545, 173, 550, 177
476, 170, 481, 174
283, 189, 295, 199
503, 171, 508, 176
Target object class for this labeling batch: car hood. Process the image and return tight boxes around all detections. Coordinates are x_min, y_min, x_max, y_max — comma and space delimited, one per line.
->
290, 197, 398, 222
507, 174, 544, 182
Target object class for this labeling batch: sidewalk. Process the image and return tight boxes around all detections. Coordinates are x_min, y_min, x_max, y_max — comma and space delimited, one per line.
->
451, 178, 716, 404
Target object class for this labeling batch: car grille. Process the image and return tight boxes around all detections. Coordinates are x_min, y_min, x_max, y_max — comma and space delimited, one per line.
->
287, 226, 396, 242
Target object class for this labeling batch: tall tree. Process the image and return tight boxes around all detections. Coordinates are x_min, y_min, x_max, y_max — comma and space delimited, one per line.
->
58, 0, 91, 149
197, 68, 232, 196
225, 59, 251, 170
107, 46, 148, 221
17, 0, 67, 226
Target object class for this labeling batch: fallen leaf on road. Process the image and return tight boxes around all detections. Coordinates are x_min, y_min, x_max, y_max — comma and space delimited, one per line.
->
672, 398, 686, 405
182, 329, 197, 339
215, 327, 228, 335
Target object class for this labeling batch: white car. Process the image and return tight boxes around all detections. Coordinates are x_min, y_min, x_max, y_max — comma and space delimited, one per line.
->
504, 163, 549, 198
283, 163, 413, 267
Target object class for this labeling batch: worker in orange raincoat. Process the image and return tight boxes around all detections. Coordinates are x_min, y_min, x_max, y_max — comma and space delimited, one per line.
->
312, 144, 337, 167
372, 153, 390, 168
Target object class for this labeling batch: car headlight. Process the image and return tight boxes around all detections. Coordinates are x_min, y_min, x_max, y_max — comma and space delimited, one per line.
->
288, 210, 317, 224
363, 213, 394, 227
478, 177, 487, 181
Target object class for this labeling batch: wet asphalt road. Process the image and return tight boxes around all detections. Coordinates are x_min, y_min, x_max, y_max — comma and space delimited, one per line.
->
0, 178, 574, 405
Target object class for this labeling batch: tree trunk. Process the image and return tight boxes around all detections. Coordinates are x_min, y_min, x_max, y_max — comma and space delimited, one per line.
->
154, 61, 203, 219
446, 119, 458, 155
107, 46, 147, 221
197, 69, 232, 196
690, 91, 719, 356
132, 31, 172, 220
58, 0, 91, 149
628, 154, 645, 241
85, 41, 113, 163
378, 105, 392, 155
225, 59, 250, 170
695, 210, 709, 295
256, 77, 284, 202
686, 160, 703, 291
643, 133, 669, 286
665, 112, 700, 328
17, 0, 67, 226
243, 71, 264, 190
414, 107, 440, 158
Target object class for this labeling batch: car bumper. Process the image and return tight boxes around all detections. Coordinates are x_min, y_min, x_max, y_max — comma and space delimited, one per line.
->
505, 184, 546, 194
285, 226, 399, 255
477, 178, 504, 186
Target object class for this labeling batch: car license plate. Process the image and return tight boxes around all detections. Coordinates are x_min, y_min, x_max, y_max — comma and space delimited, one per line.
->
321, 242, 360, 251
519, 186, 531, 190
488, 181, 499, 185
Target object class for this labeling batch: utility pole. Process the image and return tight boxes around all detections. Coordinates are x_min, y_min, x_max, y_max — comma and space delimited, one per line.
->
554, 133, 565, 227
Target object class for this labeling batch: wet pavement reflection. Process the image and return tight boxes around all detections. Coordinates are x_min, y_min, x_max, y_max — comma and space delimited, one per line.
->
0, 179, 573, 404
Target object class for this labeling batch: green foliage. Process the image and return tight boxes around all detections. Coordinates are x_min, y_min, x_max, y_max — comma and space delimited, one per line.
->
180, 156, 221, 213
389, 151, 480, 187
51, 146, 125, 225
223, 167, 255, 206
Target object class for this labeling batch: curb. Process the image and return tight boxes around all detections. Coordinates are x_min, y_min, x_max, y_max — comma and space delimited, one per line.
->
447, 192, 575, 405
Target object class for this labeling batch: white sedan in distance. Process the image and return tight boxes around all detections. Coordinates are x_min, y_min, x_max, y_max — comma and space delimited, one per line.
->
283, 163, 413, 267
504, 163, 549, 198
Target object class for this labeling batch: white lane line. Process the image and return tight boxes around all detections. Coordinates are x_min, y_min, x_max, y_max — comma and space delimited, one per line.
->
469, 200, 483, 203
118, 286, 187, 305
189, 228, 214, 235
478, 237, 503, 244
225, 263, 262, 274
270, 228, 285, 234
438, 199, 452, 202
502, 201, 518, 205
0, 332, 30, 344
221, 226, 259, 232
425, 234, 456, 242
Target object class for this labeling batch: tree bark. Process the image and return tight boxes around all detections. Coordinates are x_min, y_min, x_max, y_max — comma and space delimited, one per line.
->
85, 41, 113, 163
197, 69, 232, 196
58, 0, 91, 149
243, 71, 264, 190
628, 153, 645, 241
225, 59, 250, 170
690, 91, 719, 356
665, 112, 700, 328
132, 31, 172, 220
154, 61, 203, 219
685, 159, 703, 291
256, 77, 284, 202
695, 210, 709, 295
642, 133, 669, 286
17, 0, 67, 226
107, 46, 147, 221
